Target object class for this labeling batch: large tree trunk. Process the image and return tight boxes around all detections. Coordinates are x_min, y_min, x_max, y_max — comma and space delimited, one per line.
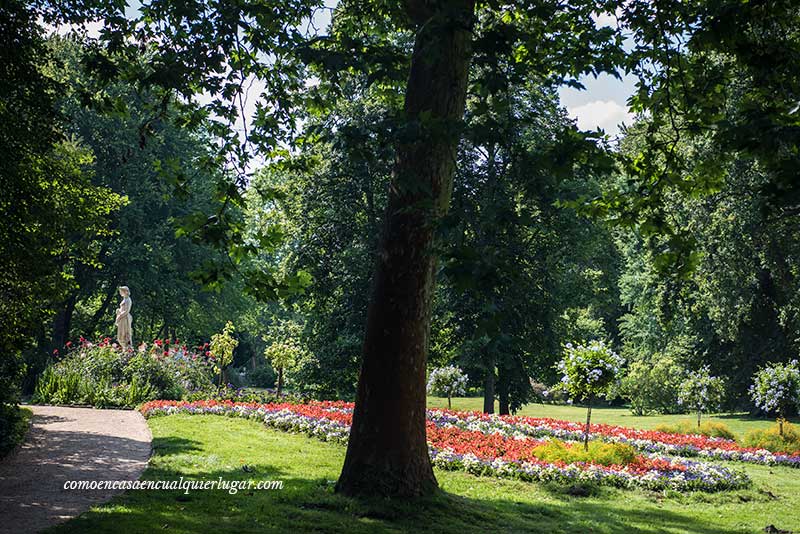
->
498, 369, 510, 416
483, 360, 495, 414
336, 0, 475, 498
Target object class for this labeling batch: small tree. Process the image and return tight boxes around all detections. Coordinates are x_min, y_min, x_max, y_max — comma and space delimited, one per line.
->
264, 339, 302, 395
209, 321, 238, 387
555, 341, 624, 450
677, 366, 725, 429
427, 366, 468, 409
750, 360, 800, 436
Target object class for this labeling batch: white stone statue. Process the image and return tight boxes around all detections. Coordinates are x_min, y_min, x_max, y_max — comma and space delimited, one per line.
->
115, 286, 133, 350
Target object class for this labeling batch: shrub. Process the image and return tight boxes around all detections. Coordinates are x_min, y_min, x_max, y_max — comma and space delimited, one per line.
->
654, 420, 736, 440
193, 384, 307, 405
33, 338, 216, 408
531, 439, 638, 467
555, 340, 624, 450
742, 422, 800, 454
0, 405, 31, 459
248, 365, 277, 389
1, 350, 26, 453
619, 356, 684, 415
749, 360, 800, 436
427, 365, 468, 409
677, 366, 726, 428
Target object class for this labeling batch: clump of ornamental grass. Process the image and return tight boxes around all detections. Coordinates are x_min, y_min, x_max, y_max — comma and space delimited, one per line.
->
742, 422, 800, 454
531, 439, 638, 467
655, 420, 737, 440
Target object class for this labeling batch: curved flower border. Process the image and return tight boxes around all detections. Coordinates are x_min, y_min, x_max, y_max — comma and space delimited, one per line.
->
425, 409, 800, 468
140, 400, 749, 492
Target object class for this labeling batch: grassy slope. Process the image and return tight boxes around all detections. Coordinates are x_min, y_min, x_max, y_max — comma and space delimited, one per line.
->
52, 413, 799, 534
427, 397, 790, 437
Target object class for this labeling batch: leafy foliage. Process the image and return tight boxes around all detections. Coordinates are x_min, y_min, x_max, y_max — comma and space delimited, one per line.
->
33, 339, 216, 407
210, 322, 239, 386
619, 356, 685, 416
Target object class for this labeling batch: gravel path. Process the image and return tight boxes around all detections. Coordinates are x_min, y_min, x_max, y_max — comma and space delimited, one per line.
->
0, 405, 152, 533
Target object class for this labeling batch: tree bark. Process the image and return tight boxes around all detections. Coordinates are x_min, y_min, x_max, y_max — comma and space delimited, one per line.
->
483, 359, 495, 414
336, 0, 475, 498
498, 370, 510, 416
584, 402, 592, 452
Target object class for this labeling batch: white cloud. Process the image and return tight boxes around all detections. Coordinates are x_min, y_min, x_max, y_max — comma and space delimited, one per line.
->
566, 99, 633, 137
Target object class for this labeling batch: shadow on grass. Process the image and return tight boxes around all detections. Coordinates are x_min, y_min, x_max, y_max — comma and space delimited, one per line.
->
714, 413, 799, 424
51, 463, 739, 533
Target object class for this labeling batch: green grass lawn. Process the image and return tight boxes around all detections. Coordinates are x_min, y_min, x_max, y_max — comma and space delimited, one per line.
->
51, 412, 800, 534
427, 397, 792, 438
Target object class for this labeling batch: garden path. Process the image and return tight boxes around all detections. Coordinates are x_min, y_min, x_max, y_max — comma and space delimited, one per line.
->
0, 405, 151, 533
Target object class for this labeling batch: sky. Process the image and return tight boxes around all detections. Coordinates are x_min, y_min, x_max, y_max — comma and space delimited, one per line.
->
558, 73, 637, 137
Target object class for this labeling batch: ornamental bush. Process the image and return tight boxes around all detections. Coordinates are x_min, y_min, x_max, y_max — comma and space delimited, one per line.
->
427, 365, 468, 409
654, 420, 736, 440
531, 439, 638, 467
677, 366, 726, 428
742, 422, 800, 454
749, 360, 800, 436
555, 340, 624, 450
619, 356, 685, 415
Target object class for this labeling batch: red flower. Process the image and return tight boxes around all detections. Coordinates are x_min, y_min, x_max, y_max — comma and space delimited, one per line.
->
65, 341, 72, 348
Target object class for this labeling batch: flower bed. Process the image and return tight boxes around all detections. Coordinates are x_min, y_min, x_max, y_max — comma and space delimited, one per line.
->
425, 409, 800, 468
140, 400, 750, 492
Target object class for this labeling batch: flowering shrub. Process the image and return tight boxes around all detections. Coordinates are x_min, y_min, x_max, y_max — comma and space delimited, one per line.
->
555, 340, 623, 449
749, 360, 800, 436
427, 366, 468, 409
140, 399, 750, 492
33, 338, 216, 407
677, 366, 725, 428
